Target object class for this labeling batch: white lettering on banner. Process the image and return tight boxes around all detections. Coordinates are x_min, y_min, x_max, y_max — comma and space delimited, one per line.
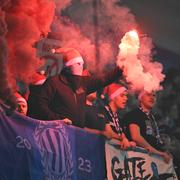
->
16, 136, 32, 150
78, 157, 92, 173
105, 140, 178, 180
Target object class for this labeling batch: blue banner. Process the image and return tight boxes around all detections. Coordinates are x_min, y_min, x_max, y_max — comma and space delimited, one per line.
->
0, 108, 106, 180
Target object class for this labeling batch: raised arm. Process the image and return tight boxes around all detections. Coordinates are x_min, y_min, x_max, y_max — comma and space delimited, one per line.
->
86, 66, 123, 94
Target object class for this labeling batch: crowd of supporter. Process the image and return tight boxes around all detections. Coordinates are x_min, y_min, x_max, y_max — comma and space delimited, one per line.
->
11, 48, 180, 177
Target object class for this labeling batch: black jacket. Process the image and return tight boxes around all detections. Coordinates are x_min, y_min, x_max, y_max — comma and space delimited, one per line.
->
28, 67, 122, 127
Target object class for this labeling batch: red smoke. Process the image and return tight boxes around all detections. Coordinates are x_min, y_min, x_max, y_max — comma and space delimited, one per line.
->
4, 0, 55, 84
0, 8, 16, 109
0, 0, 55, 109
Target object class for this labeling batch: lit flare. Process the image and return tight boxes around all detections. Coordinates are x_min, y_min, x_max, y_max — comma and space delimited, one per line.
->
119, 30, 139, 58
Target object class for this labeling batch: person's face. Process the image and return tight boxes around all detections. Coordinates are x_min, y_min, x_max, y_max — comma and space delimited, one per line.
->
16, 102, 28, 115
69, 62, 84, 76
140, 92, 156, 109
114, 91, 128, 110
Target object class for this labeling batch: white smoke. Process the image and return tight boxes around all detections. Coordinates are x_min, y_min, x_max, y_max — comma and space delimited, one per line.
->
117, 30, 165, 93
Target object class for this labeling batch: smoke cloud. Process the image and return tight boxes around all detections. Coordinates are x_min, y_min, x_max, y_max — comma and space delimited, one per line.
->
50, 0, 137, 72
0, 0, 55, 108
0, 0, 165, 107
3, 0, 55, 84
0, 8, 16, 109
52, 0, 164, 92
117, 31, 165, 93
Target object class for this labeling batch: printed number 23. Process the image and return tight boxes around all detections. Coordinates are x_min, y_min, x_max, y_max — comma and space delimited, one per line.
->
78, 157, 92, 173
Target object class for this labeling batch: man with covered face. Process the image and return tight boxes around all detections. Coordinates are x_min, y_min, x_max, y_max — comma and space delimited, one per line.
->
31, 48, 123, 133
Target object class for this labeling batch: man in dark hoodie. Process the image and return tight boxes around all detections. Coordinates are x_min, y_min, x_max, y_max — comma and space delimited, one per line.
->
28, 48, 123, 132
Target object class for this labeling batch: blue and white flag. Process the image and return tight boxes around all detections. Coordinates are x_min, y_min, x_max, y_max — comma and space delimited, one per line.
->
0, 107, 106, 180
105, 140, 178, 180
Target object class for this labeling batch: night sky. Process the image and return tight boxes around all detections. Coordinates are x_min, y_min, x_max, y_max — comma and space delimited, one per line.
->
123, 0, 180, 56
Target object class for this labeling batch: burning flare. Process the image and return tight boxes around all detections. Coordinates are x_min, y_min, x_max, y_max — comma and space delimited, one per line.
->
117, 30, 165, 93
119, 30, 139, 57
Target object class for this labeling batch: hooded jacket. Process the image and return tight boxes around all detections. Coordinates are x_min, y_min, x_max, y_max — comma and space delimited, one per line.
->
28, 67, 122, 128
